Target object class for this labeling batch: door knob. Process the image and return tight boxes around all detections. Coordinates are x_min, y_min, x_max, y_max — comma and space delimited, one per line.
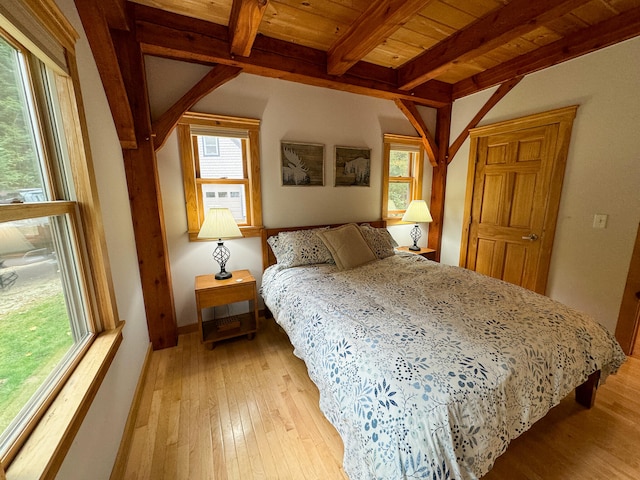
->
521, 233, 539, 241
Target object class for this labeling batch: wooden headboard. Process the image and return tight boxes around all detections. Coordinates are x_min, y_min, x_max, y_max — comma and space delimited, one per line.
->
261, 220, 387, 271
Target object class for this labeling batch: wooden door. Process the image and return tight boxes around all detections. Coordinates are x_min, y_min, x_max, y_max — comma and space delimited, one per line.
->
460, 106, 578, 294
615, 223, 640, 355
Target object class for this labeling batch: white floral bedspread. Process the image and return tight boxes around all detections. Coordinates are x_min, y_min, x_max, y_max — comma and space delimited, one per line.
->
261, 254, 626, 480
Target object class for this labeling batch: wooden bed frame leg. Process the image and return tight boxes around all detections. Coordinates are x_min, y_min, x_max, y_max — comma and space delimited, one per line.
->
575, 370, 601, 408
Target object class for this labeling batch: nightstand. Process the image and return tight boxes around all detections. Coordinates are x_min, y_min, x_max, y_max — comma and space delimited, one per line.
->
195, 269, 259, 348
396, 246, 437, 261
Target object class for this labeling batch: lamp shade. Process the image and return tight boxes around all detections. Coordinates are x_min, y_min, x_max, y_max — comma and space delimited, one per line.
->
197, 208, 242, 240
402, 200, 433, 223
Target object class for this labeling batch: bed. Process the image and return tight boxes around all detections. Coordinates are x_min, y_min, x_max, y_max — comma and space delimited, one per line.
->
260, 222, 626, 480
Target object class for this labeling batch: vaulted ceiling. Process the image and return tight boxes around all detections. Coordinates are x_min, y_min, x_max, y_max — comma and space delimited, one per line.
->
132, 0, 640, 99
77, 0, 640, 149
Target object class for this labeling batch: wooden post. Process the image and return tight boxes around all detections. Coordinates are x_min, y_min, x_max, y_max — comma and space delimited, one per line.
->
427, 104, 452, 261
575, 370, 600, 409
112, 26, 177, 349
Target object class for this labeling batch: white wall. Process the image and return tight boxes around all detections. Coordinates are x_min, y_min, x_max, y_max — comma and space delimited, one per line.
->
148, 59, 436, 327
444, 37, 640, 332
54, 1, 150, 479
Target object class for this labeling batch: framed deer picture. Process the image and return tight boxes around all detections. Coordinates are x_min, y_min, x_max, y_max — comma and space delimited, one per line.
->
280, 141, 325, 186
334, 146, 371, 186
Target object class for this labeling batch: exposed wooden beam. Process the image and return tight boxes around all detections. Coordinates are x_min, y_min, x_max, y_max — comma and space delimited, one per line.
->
448, 76, 522, 162
229, 0, 269, 57
398, 0, 591, 91
101, 0, 129, 31
394, 99, 438, 167
74, 0, 136, 148
453, 6, 640, 99
111, 27, 178, 350
428, 105, 452, 262
133, 3, 452, 108
327, 0, 434, 76
153, 65, 242, 150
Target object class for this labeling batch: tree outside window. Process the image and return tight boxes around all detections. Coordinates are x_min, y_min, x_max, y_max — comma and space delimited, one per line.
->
382, 134, 424, 225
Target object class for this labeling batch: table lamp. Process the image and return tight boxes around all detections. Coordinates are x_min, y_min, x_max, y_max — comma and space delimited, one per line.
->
401, 200, 433, 251
197, 207, 242, 279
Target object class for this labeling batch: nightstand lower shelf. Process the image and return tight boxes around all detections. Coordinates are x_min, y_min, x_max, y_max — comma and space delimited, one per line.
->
202, 312, 257, 343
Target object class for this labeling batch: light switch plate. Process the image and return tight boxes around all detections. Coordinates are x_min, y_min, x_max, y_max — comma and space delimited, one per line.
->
593, 213, 608, 229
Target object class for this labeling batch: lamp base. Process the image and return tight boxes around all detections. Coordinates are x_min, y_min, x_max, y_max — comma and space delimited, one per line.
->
213, 240, 232, 280
408, 224, 422, 252
215, 270, 232, 280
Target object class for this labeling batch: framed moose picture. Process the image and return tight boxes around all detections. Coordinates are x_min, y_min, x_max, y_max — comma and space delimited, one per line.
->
280, 141, 325, 186
334, 146, 371, 186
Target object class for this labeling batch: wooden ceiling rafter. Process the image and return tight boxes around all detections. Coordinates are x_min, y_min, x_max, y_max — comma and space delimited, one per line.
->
153, 64, 243, 150
228, 0, 269, 57
133, 4, 452, 108
448, 76, 523, 163
394, 99, 438, 167
453, 5, 640, 99
327, 0, 435, 77
398, 0, 593, 91
74, 0, 137, 149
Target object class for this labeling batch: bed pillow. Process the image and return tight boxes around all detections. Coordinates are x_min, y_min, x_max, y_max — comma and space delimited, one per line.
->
270, 227, 335, 268
359, 223, 396, 259
317, 223, 377, 270
266, 234, 283, 260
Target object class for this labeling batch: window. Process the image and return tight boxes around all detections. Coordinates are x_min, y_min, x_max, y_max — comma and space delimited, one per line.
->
0, 9, 119, 471
178, 112, 263, 239
382, 134, 424, 224
202, 136, 219, 156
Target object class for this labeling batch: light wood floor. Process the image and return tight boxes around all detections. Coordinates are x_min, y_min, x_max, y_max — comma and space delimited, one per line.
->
121, 318, 640, 479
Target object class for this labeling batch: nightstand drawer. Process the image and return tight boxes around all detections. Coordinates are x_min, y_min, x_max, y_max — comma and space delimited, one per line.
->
197, 281, 255, 307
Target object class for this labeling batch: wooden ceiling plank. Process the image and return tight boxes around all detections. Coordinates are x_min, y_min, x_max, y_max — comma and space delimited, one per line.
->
153, 65, 243, 150
74, 0, 137, 149
398, 0, 593, 90
394, 99, 438, 166
229, 0, 269, 57
327, 0, 436, 76
448, 76, 522, 163
133, 5, 452, 107
453, 6, 640, 99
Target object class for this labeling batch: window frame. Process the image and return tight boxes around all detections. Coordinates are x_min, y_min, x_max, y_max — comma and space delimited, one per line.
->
382, 134, 425, 225
178, 112, 263, 240
0, 2, 122, 476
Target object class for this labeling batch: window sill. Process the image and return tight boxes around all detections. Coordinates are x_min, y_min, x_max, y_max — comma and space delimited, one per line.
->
5, 322, 124, 479
188, 225, 263, 241
384, 217, 410, 226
